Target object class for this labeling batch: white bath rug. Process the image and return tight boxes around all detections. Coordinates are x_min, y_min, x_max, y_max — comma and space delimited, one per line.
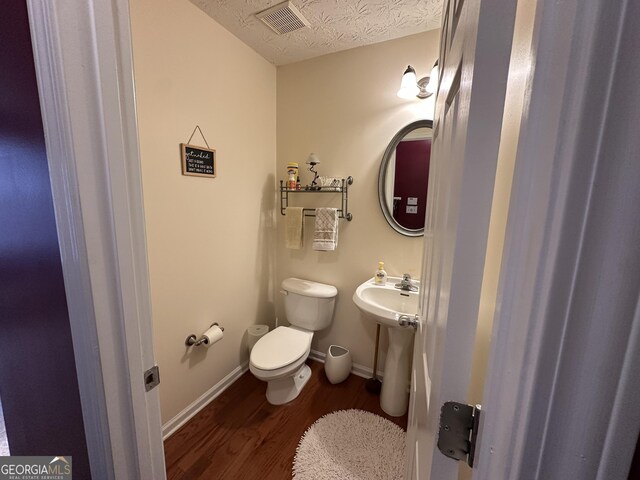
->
292, 409, 406, 480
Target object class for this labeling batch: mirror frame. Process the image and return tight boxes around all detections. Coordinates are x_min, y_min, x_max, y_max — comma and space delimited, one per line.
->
378, 119, 434, 237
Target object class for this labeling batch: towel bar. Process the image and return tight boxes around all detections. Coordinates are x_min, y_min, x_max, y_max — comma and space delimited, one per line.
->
280, 176, 353, 221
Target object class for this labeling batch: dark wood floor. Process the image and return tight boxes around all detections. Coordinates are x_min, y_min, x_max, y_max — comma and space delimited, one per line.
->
164, 360, 408, 479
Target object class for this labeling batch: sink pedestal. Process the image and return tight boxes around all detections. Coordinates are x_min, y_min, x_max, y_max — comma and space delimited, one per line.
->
380, 326, 414, 417
352, 277, 420, 418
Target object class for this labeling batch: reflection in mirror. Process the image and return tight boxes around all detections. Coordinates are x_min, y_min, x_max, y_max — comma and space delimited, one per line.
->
378, 120, 433, 236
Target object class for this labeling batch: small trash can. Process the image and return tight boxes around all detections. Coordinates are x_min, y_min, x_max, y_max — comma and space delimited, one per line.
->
247, 325, 269, 353
325, 345, 352, 384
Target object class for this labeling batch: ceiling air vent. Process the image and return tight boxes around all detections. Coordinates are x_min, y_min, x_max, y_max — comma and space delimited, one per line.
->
256, 1, 311, 35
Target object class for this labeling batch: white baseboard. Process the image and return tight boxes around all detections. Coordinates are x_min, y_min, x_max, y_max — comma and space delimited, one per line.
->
309, 349, 383, 380
162, 361, 249, 440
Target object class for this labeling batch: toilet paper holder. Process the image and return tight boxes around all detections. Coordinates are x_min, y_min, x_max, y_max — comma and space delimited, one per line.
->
185, 323, 225, 347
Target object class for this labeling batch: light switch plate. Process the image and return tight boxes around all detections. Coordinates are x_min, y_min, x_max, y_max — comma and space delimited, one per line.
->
408, 197, 418, 205
407, 206, 418, 214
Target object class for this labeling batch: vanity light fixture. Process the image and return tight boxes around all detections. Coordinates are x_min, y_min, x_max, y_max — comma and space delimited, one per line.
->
397, 61, 439, 100
397, 65, 430, 100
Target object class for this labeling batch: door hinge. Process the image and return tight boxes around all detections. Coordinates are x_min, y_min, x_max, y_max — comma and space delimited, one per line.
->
144, 365, 160, 392
437, 402, 481, 467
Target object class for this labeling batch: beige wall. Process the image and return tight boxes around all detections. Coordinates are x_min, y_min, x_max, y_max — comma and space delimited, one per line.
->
276, 31, 440, 370
130, 0, 276, 423
458, 3, 536, 479
467, 0, 538, 405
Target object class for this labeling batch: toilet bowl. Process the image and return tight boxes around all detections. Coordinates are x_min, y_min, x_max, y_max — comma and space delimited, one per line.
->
250, 326, 314, 404
249, 278, 337, 405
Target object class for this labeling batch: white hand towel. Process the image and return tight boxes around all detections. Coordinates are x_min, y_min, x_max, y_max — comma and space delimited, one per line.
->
312, 208, 339, 251
285, 207, 304, 249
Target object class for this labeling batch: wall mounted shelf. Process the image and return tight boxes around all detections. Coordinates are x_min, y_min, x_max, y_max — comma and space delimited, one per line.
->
280, 176, 353, 221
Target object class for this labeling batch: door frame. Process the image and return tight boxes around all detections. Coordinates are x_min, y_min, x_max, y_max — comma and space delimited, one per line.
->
27, 1, 165, 479
476, 0, 640, 478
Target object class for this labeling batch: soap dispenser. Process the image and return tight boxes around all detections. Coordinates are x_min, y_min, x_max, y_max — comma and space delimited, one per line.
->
374, 262, 387, 285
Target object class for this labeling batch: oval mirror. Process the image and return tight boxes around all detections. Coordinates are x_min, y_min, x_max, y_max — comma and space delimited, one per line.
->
378, 120, 433, 236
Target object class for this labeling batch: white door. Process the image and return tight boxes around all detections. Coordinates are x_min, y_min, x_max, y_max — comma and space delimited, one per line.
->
406, 0, 519, 478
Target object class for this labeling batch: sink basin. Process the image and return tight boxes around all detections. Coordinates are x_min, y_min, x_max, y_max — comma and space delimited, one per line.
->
353, 277, 420, 417
353, 278, 419, 327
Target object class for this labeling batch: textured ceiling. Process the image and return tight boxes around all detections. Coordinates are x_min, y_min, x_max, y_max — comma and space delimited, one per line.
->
190, 0, 443, 66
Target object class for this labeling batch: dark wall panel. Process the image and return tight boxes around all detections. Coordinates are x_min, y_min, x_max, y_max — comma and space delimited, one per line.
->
393, 139, 431, 230
0, 2, 91, 477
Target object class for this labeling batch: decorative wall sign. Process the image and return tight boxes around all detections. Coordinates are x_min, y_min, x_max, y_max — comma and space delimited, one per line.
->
180, 143, 216, 177
181, 125, 216, 178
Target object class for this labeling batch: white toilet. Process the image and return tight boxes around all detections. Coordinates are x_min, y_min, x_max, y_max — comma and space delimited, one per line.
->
250, 277, 337, 405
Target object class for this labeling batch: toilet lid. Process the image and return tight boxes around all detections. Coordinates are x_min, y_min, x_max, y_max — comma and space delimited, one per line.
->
282, 278, 338, 298
250, 326, 312, 371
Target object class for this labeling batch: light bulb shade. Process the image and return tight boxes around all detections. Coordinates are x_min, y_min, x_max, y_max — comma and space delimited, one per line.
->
306, 153, 320, 165
397, 65, 420, 99
426, 61, 439, 94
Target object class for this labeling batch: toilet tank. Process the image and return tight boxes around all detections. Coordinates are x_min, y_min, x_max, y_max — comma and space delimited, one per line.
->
282, 278, 338, 331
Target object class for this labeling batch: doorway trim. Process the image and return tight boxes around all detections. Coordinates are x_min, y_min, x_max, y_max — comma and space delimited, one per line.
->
27, 1, 165, 478
26, 0, 640, 479
477, 0, 640, 478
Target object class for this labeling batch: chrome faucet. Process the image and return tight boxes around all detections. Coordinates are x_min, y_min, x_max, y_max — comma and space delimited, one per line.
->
395, 273, 418, 292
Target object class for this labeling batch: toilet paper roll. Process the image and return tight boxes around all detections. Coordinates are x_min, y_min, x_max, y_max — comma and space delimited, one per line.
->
201, 325, 224, 347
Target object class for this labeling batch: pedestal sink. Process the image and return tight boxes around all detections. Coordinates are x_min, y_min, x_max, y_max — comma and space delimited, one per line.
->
353, 277, 419, 416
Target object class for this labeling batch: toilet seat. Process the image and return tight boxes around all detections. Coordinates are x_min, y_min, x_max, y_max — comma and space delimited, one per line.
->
250, 326, 312, 371
250, 351, 309, 382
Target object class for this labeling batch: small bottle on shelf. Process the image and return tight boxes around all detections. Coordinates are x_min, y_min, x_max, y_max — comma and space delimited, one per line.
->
374, 262, 387, 285
296, 176, 301, 190
286, 162, 299, 190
